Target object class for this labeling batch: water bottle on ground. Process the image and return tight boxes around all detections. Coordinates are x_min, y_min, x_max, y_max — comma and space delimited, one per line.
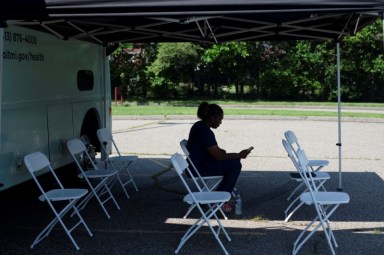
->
235, 194, 242, 215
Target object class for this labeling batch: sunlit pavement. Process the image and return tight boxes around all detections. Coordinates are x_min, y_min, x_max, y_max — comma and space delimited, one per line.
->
0, 117, 383, 254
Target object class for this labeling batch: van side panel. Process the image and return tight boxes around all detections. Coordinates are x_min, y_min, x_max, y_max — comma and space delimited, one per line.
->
0, 25, 109, 190
47, 104, 74, 169
0, 106, 48, 187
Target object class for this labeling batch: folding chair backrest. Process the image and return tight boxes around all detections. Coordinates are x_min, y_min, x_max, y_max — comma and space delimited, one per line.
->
297, 148, 318, 192
180, 139, 202, 177
171, 153, 201, 195
67, 139, 98, 172
172, 152, 189, 175
97, 127, 113, 142
285, 130, 299, 146
282, 139, 300, 170
179, 140, 209, 192
24, 152, 64, 194
297, 148, 309, 169
24, 152, 51, 174
180, 139, 190, 156
284, 130, 301, 155
67, 138, 87, 155
180, 140, 197, 169
97, 128, 122, 156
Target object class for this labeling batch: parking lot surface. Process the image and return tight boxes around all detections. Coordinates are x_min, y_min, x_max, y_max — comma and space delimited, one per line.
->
0, 116, 383, 254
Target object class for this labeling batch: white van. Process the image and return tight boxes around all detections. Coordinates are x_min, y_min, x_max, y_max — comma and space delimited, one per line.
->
0, 25, 112, 190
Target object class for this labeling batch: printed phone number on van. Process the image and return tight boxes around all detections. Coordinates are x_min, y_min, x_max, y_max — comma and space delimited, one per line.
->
3, 32, 38, 45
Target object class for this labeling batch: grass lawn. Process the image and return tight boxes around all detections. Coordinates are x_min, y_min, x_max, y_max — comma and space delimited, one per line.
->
111, 100, 384, 118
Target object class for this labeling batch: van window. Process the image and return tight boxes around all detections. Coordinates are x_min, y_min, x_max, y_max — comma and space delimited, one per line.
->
77, 70, 94, 91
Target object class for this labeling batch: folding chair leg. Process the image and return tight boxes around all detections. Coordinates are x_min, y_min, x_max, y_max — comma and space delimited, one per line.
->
74, 191, 94, 214
115, 161, 139, 192
288, 173, 327, 203
98, 182, 121, 213
287, 182, 304, 201
292, 204, 340, 255
183, 204, 196, 219
131, 178, 139, 191
231, 187, 238, 197
31, 218, 57, 249
123, 166, 139, 192
114, 174, 131, 199
32, 204, 73, 249
293, 216, 322, 255
321, 219, 337, 254
183, 204, 228, 220
79, 180, 120, 219
71, 205, 93, 238
319, 205, 339, 249
176, 202, 230, 255
31, 200, 92, 250
285, 179, 328, 222
284, 199, 304, 222
310, 166, 325, 172
210, 205, 231, 242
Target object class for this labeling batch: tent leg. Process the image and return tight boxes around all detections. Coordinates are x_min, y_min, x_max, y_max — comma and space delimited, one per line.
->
336, 42, 342, 191
0, 28, 3, 148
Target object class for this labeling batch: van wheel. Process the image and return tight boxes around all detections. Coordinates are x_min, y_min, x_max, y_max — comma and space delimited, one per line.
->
80, 134, 97, 171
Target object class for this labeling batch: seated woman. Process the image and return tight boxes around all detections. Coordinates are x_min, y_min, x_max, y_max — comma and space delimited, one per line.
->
187, 102, 250, 212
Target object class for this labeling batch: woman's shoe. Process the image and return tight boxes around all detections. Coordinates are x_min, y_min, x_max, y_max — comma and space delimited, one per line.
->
222, 202, 233, 213
228, 197, 236, 206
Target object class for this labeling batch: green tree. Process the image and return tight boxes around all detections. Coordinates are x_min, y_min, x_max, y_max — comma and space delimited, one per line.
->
202, 42, 250, 97
342, 20, 384, 102
148, 43, 202, 98
253, 41, 290, 100
109, 21, 384, 102
110, 43, 157, 99
284, 40, 334, 101
201, 41, 288, 99
109, 42, 133, 97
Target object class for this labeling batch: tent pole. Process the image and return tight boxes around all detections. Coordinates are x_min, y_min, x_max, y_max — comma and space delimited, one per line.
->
336, 42, 342, 191
102, 46, 107, 128
0, 27, 3, 149
381, 13, 384, 49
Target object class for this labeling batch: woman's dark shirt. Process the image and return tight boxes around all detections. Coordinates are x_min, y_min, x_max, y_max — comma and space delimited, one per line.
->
187, 121, 217, 170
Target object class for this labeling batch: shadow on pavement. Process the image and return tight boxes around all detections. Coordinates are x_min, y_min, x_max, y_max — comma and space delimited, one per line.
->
0, 157, 383, 255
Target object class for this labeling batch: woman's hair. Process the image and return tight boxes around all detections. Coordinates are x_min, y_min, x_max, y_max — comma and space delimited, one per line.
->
197, 102, 223, 120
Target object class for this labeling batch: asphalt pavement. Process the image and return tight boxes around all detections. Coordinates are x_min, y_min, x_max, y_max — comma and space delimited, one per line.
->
0, 116, 383, 255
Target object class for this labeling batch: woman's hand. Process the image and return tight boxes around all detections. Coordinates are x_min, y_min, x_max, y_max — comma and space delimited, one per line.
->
208, 145, 250, 160
239, 149, 250, 159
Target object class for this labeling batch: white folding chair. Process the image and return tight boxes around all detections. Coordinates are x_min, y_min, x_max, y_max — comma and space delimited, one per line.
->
171, 153, 232, 255
292, 149, 350, 255
67, 138, 121, 219
179, 139, 229, 218
180, 139, 223, 192
24, 152, 93, 250
97, 128, 138, 198
284, 130, 329, 202
282, 139, 330, 222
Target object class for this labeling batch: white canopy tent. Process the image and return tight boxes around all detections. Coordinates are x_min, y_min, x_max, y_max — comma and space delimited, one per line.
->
2, 0, 384, 189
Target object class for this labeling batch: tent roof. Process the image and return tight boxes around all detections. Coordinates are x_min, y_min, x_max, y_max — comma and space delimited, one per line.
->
1, 0, 384, 44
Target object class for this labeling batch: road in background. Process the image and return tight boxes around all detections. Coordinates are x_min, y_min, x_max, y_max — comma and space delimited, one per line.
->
112, 116, 384, 177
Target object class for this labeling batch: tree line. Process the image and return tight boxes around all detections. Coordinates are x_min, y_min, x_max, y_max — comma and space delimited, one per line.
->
109, 20, 384, 102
